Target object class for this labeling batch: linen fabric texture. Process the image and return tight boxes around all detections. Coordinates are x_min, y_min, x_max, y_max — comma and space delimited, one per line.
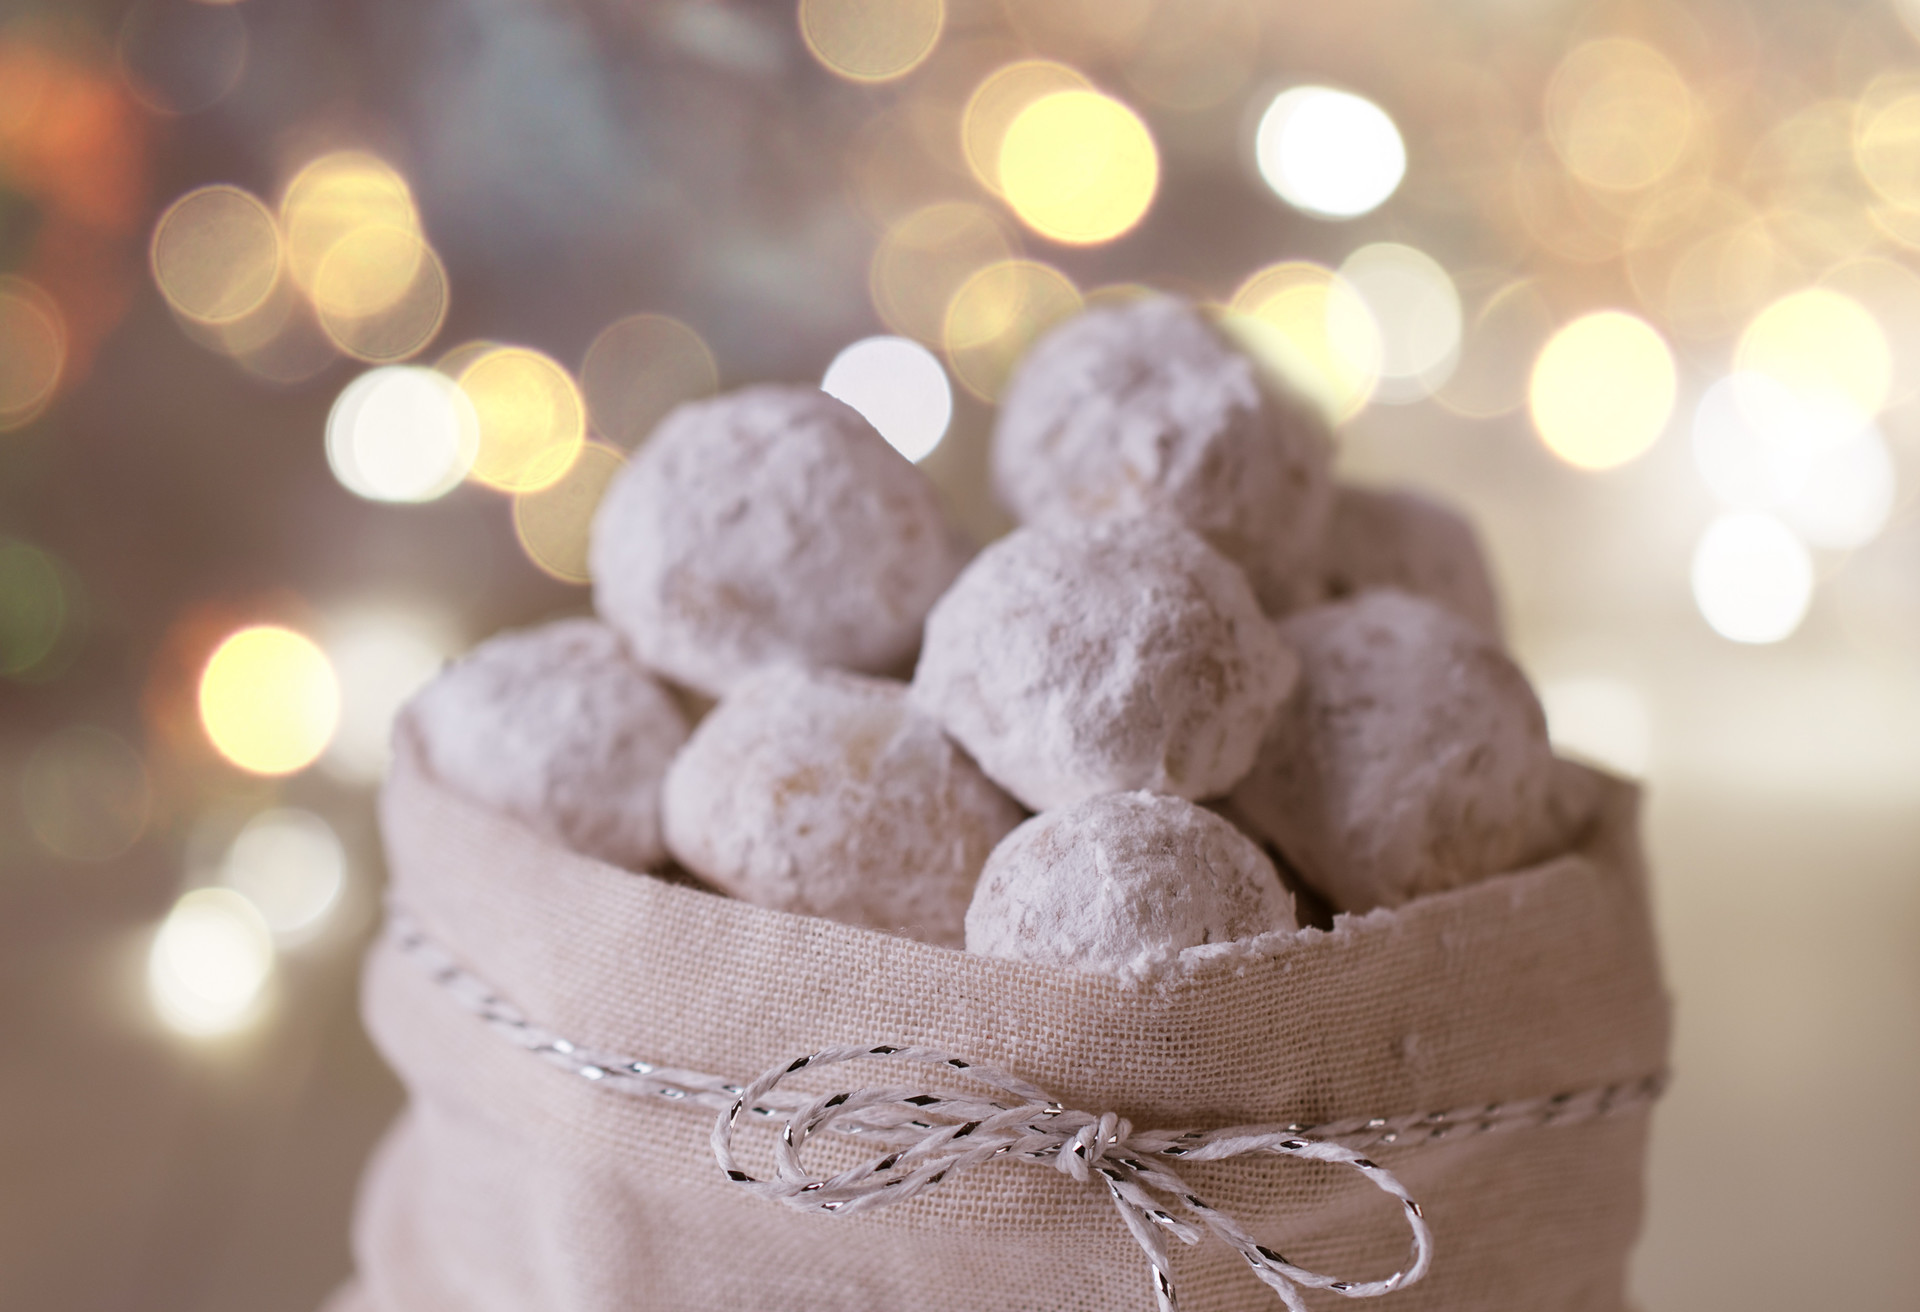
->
333, 730, 1669, 1312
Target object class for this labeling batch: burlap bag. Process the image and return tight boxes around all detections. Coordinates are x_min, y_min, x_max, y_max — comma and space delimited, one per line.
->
331, 731, 1669, 1312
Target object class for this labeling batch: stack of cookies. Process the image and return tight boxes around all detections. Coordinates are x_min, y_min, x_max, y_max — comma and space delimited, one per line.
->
405, 296, 1585, 980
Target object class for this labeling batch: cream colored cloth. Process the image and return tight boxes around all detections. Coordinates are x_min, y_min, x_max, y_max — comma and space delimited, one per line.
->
339, 735, 1668, 1311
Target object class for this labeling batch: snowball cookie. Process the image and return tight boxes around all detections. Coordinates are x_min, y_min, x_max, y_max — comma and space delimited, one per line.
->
1229, 590, 1554, 913
991, 295, 1334, 614
1323, 484, 1502, 638
661, 665, 1024, 947
966, 792, 1297, 977
406, 619, 690, 871
912, 516, 1298, 811
589, 386, 966, 697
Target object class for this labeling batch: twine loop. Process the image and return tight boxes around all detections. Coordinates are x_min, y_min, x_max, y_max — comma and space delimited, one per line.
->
711, 1043, 1433, 1312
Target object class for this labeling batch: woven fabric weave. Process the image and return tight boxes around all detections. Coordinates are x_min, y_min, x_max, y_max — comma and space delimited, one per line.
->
335, 729, 1669, 1312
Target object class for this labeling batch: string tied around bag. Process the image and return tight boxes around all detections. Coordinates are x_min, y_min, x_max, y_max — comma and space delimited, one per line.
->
711, 1042, 1433, 1312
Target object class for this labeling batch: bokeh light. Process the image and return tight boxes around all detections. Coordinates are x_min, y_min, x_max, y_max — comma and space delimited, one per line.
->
0, 276, 68, 429
1539, 676, 1652, 779
150, 185, 281, 325
20, 726, 152, 862
199, 271, 301, 358
148, 887, 274, 1037
220, 809, 348, 943
1692, 372, 1896, 551
942, 258, 1082, 402
1545, 39, 1694, 193
1693, 375, 1814, 510
870, 201, 1014, 344
321, 609, 455, 786
457, 346, 587, 493
821, 334, 952, 461
799, 0, 943, 83
1528, 310, 1676, 470
198, 625, 340, 776
511, 441, 625, 583
997, 90, 1158, 245
313, 229, 448, 363
1780, 429, 1896, 552
1819, 257, 1920, 409
1733, 289, 1891, 438
0, 539, 66, 677
1336, 243, 1461, 403
116, 0, 248, 117
580, 313, 718, 450
326, 366, 479, 503
1254, 86, 1405, 219
962, 60, 1091, 195
1223, 261, 1381, 423
280, 151, 421, 296
1854, 88, 1920, 212
1691, 511, 1814, 645
433, 338, 502, 380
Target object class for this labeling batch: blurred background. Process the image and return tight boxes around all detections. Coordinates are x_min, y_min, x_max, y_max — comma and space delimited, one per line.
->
1, 0, 1916, 1307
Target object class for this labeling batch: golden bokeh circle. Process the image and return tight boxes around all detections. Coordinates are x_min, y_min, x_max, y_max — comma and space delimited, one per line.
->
1820, 257, 1920, 408
309, 223, 426, 320
942, 259, 1083, 401
961, 60, 1091, 195
150, 185, 283, 325
998, 90, 1159, 245
1734, 287, 1891, 422
458, 347, 588, 493
198, 625, 340, 776
0, 277, 66, 430
1545, 39, 1695, 193
314, 231, 448, 363
1527, 311, 1676, 470
799, 0, 944, 83
281, 151, 420, 294
580, 314, 719, 449
1855, 93, 1920, 211
512, 441, 627, 583
1223, 262, 1381, 424
870, 201, 1015, 343
434, 339, 504, 380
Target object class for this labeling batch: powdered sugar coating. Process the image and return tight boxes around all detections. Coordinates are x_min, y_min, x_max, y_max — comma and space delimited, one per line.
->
911, 516, 1299, 811
406, 619, 689, 871
589, 386, 965, 696
966, 791, 1297, 977
661, 665, 1024, 947
1323, 484, 1502, 638
992, 296, 1334, 614
1229, 591, 1553, 912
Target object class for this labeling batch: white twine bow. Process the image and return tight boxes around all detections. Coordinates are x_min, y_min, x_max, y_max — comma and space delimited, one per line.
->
711, 1043, 1433, 1312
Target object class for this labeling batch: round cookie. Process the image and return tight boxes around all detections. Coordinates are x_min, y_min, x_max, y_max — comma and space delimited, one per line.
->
911, 515, 1299, 811
589, 385, 965, 697
406, 618, 689, 871
1229, 590, 1554, 912
1323, 483, 1503, 638
992, 295, 1334, 614
965, 791, 1297, 977
661, 665, 1024, 947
